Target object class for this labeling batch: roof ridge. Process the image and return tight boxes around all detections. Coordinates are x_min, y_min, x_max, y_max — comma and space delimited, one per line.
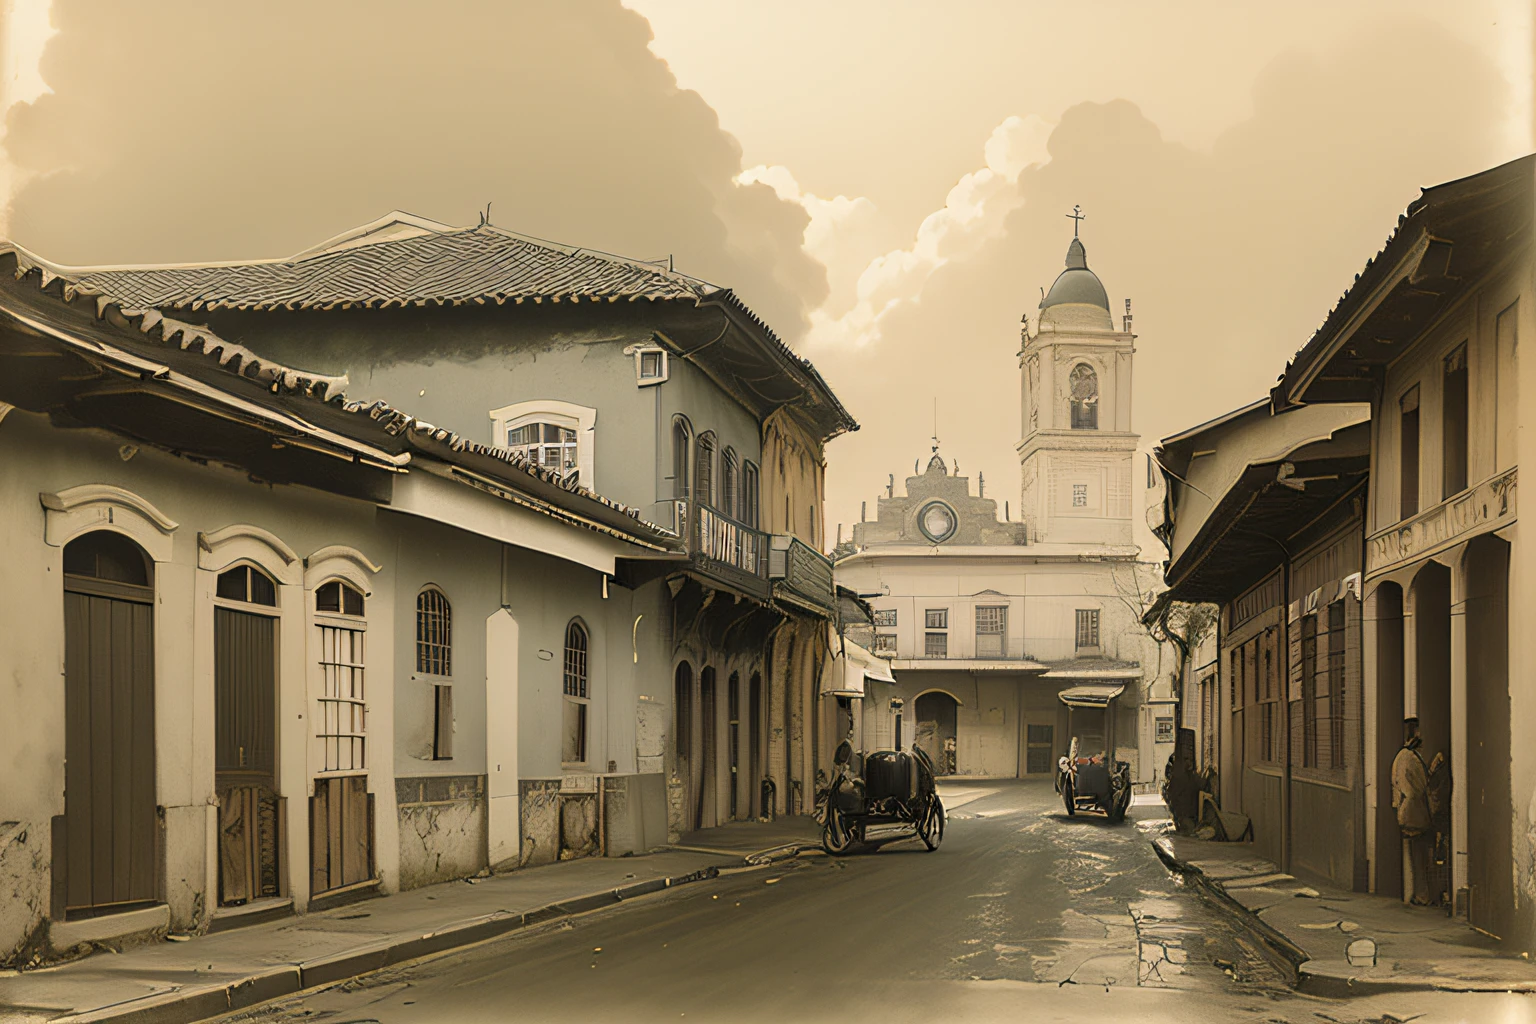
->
0, 241, 671, 536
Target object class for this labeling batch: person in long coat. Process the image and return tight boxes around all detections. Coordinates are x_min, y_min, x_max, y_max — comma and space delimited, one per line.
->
1391, 717, 1444, 906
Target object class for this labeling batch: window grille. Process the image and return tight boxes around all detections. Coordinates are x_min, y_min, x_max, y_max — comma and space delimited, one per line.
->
872, 634, 897, 654
415, 588, 452, 676
1328, 600, 1347, 770
563, 621, 589, 698
873, 608, 897, 628
925, 608, 948, 629
317, 625, 366, 773
1075, 609, 1100, 649
924, 632, 948, 658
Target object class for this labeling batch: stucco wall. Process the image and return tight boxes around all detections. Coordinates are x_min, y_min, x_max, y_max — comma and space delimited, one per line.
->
0, 409, 401, 962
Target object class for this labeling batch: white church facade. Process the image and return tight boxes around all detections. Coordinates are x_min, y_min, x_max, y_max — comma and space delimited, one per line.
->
834, 228, 1174, 785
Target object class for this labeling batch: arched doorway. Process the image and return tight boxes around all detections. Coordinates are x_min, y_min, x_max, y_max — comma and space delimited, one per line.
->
674, 663, 695, 829
727, 671, 741, 821
1465, 535, 1512, 937
62, 531, 158, 915
699, 668, 718, 829
748, 672, 763, 819
1371, 582, 1405, 897
1410, 562, 1452, 907
914, 691, 959, 776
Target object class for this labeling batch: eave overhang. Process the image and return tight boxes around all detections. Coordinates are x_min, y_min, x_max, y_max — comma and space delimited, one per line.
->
1273, 155, 1534, 410
1163, 427, 1370, 603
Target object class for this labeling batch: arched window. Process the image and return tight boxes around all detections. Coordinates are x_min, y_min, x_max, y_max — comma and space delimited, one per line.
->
721, 448, 739, 520
672, 417, 692, 500
674, 662, 694, 764
1070, 363, 1099, 430
216, 564, 276, 606
562, 620, 590, 764
416, 587, 452, 676
742, 462, 760, 529
65, 530, 153, 588
315, 579, 364, 616
694, 432, 716, 507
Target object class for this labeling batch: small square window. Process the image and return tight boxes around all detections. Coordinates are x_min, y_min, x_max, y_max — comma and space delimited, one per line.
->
924, 632, 948, 658
1072, 483, 1088, 508
925, 608, 948, 629
873, 608, 897, 628
872, 634, 897, 655
634, 347, 668, 386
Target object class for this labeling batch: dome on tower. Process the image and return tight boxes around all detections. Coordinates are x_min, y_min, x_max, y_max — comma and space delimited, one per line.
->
1039, 237, 1113, 330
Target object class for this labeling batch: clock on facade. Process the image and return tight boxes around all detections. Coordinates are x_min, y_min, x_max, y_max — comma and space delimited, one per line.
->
917, 500, 958, 543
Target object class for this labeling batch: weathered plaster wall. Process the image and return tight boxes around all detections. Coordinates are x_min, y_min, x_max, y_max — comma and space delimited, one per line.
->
0, 410, 400, 964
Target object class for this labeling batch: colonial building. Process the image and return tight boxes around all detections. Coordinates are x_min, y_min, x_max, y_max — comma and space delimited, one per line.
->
1152, 399, 1372, 886
0, 213, 854, 965
1270, 156, 1532, 941
835, 230, 1168, 782
0, 239, 682, 962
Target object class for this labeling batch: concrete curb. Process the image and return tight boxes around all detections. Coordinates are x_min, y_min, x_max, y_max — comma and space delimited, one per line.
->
1151, 837, 1305, 988
51, 865, 722, 1024
1152, 836, 1536, 997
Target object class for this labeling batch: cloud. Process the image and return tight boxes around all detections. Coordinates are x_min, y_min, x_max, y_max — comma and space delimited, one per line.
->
798, 113, 1054, 353
809, 17, 1512, 551
1, 0, 825, 339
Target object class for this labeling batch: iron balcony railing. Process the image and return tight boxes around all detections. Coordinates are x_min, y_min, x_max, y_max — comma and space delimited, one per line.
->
659, 498, 770, 597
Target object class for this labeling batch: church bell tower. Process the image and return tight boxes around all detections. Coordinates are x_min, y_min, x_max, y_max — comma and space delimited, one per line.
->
1017, 209, 1140, 549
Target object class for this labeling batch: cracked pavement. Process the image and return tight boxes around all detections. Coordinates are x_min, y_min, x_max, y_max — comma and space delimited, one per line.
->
220, 780, 1536, 1023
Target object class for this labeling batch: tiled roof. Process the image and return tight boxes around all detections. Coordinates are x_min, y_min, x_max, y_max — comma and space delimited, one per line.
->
74, 219, 708, 312
56, 211, 858, 439
0, 241, 679, 548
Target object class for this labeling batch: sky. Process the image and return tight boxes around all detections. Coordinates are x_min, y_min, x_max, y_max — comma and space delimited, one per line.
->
1, 0, 1532, 556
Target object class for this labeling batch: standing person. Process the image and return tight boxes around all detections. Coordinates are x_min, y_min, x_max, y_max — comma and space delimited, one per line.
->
1391, 717, 1445, 906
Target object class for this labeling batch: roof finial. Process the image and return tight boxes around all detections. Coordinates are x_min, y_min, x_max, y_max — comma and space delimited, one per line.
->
1066, 204, 1084, 238
931, 397, 940, 455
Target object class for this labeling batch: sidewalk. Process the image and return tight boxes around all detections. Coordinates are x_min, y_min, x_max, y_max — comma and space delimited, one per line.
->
1154, 832, 1536, 996
671, 817, 823, 863
0, 843, 775, 1024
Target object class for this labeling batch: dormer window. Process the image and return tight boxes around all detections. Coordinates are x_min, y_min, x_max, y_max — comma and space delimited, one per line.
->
489, 400, 597, 488
1069, 363, 1099, 430
508, 422, 578, 475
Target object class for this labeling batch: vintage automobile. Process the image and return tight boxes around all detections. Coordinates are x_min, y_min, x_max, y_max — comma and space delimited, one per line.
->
818, 741, 945, 855
1054, 684, 1133, 822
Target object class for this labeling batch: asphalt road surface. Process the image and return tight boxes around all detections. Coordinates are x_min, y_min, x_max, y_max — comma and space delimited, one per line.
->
223, 781, 1536, 1024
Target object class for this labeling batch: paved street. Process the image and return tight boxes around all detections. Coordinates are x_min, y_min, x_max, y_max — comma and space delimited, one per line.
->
217, 780, 1536, 1024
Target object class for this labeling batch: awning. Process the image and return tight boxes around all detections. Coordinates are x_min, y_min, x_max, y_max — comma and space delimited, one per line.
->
1058, 684, 1125, 708
821, 629, 896, 698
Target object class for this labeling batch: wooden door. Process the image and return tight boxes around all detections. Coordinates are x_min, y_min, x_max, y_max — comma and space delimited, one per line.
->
62, 532, 158, 915
1026, 724, 1055, 774
699, 670, 717, 829
214, 606, 280, 905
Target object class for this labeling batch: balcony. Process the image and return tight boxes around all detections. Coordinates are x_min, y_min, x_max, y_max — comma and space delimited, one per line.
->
768, 534, 835, 617
660, 498, 771, 600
